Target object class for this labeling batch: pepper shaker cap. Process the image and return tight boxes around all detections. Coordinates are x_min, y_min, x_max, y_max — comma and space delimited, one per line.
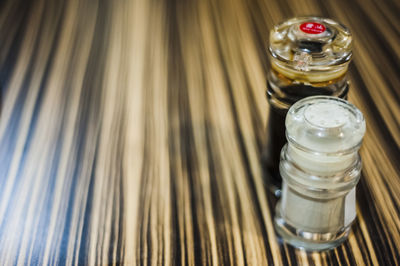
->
285, 96, 365, 155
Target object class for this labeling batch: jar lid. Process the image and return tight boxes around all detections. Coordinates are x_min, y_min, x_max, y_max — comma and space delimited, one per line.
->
285, 96, 365, 154
269, 17, 352, 83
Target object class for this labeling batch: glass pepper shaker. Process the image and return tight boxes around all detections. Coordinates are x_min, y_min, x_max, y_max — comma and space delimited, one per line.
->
263, 17, 353, 195
274, 96, 366, 251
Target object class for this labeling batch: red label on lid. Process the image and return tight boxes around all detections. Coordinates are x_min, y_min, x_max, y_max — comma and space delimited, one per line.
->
300, 22, 326, 34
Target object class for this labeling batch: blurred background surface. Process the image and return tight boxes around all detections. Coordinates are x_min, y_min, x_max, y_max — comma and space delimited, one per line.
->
0, 0, 399, 264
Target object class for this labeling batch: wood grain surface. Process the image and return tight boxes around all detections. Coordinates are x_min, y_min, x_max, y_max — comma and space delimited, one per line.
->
0, 0, 399, 265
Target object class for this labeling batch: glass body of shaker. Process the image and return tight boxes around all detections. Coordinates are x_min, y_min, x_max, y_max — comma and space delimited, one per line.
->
274, 96, 366, 251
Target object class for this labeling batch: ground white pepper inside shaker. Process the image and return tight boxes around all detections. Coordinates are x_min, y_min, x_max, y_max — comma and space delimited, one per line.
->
274, 96, 366, 251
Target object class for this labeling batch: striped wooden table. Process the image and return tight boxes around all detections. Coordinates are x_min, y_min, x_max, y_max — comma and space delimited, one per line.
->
0, 0, 399, 264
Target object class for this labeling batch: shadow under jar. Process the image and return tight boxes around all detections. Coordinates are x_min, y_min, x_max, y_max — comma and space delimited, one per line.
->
263, 17, 353, 196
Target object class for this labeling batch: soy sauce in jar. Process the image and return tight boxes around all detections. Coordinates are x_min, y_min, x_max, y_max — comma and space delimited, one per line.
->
263, 17, 353, 195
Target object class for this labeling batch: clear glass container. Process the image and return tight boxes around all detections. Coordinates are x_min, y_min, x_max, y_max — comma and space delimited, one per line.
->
263, 17, 353, 195
274, 96, 366, 251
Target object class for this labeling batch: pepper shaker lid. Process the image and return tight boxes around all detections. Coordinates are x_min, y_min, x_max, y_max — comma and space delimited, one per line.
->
285, 96, 366, 155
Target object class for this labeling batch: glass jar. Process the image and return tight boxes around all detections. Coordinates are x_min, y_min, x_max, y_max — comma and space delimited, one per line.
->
274, 96, 366, 251
263, 17, 353, 195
